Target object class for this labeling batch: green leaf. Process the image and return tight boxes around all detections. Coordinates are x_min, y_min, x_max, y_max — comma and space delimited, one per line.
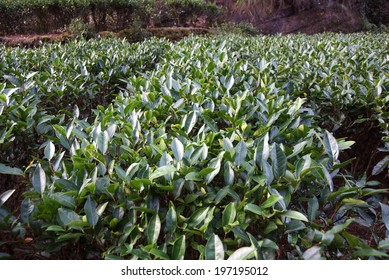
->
52, 193, 76, 209
352, 249, 389, 258
198, 167, 215, 177
54, 178, 78, 191
149, 165, 176, 181
97, 131, 110, 154
205, 154, 223, 184
58, 208, 81, 226
321, 164, 334, 192
234, 140, 247, 166
202, 114, 218, 133
373, 156, 389, 176
53, 151, 65, 171
231, 226, 250, 243
262, 132, 270, 162
286, 220, 306, 233
308, 196, 319, 222
172, 235, 186, 260
149, 248, 170, 260
166, 205, 177, 234
380, 203, 389, 232
323, 131, 339, 166
0, 189, 15, 206
227, 247, 255, 260
281, 210, 308, 222
84, 196, 99, 228
184, 111, 197, 134
223, 162, 234, 186
185, 172, 201, 181
327, 218, 354, 234
147, 214, 161, 245
261, 194, 283, 209
205, 234, 224, 260
302, 246, 323, 260
0, 163, 24, 176
96, 202, 108, 216
187, 207, 209, 228
171, 138, 184, 161
46, 225, 65, 232
222, 202, 236, 227
84, 144, 106, 165
271, 144, 287, 179
224, 75, 234, 91
244, 204, 269, 217
262, 160, 273, 186
44, 141, 55, 161
57, 233, 83, 241
222, 138, 234, 152
32, 163, 46, 194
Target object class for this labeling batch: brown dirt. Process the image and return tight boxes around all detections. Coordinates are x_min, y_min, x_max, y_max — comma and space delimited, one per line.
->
0, 33, 66, 47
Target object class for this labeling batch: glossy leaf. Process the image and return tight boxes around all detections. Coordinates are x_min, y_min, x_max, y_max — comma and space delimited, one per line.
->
271, 144, 287, 178
205, 234, 224, 260
187, 207, 209, 228
58, 208, 81, 226
184, 111, 197, 134
262, 160, 274, 186
147, 214, 161, 245
172, 235, 186, 260
234, 140, 247, 166
166, 205, 177, 234
205, 154, 223, 184
373, 156, 389, 176
224, 75, 234, 91
0, 163, 24, 176
281, 210, 308, 222
323, 130, 339, 166
149, 166, 176, 181
171, 138, 184, 161
227, 247, 255, 260
222, 202, 236, 227
32, 163, 46, 194
308, 196, 319, 222
0, 189, 15, 206
244, 204, 267, 217
97, 131, 110, 154
303, 246, 323, 260
223, 162, 234, 186
44, 141, 55, 161
261, 194, 283, 209
84, 196, 99, 228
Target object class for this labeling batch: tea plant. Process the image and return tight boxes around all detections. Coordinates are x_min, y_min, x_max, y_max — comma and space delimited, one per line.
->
1, 33, 388, 259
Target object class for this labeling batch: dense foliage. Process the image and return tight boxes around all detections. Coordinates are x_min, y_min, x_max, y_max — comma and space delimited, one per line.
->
1, 33, 389, 259
0, 0, 220, 35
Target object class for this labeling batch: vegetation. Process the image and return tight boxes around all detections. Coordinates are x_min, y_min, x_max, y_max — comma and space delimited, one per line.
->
1, 33, 388, 259
0, 0, 387, 37
0, 0, 220, 35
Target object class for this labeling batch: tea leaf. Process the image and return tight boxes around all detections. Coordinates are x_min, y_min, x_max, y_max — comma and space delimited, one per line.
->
172, 235, 186, 260
0, 163, 24, 176
147, 214, 161, 245
32, 163, 46, 194
84, 196, 99, 228
227, 247, 255, 260
205, 234, 224, 260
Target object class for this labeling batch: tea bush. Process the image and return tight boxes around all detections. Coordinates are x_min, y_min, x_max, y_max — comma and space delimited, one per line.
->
1, 33, 389, 259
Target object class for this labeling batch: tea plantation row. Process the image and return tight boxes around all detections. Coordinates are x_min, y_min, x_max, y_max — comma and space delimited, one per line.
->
0, 33, 388, 259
